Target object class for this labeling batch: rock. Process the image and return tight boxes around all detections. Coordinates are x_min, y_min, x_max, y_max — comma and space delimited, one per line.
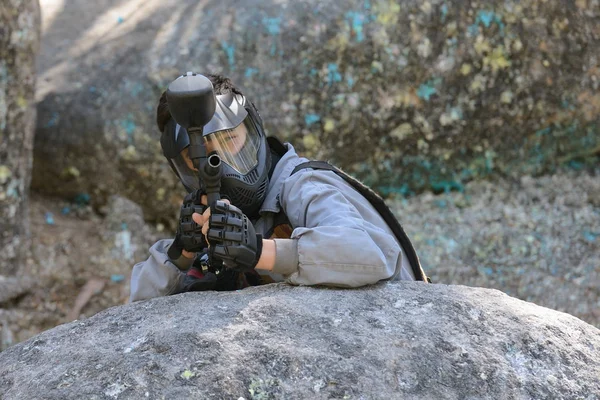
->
1, 282, 599, 399
32, 0, 600, 223
94, 195, 158, 277
0, 0, 41, 275
0, 276, 34, 305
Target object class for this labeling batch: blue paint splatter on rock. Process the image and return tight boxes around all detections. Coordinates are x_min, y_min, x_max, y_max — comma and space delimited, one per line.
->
221, 41, 236, 70
245, 68, 259, 78
417, 83, 437, 101
327, 63, 342, 86
346, 12, 365, 42
305, 113, 321, 126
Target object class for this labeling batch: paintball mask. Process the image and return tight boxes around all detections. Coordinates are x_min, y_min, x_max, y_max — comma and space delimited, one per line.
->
160, 73, 271, 217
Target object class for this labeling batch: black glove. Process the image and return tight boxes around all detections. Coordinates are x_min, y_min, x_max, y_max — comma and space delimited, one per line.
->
206, 200, 263, 272
168, 190, 208, 260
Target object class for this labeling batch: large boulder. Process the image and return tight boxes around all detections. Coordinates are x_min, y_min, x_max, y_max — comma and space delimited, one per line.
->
0, 0, 41, 275
33, 0, 600, 223
1, 282, 599, 399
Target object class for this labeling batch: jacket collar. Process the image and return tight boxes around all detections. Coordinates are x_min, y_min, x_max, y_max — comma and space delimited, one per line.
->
259, 142, 308, 215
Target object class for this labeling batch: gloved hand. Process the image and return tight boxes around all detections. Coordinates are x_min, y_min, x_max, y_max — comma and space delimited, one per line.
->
167, 190, 208, 260
205, 200, 263, 272
176, 253, 218, 293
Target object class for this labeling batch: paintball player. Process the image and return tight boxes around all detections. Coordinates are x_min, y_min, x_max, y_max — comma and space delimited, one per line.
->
130, 73, 428, 302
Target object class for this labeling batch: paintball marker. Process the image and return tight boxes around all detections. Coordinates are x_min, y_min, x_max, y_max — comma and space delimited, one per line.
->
166, 72, 223, 261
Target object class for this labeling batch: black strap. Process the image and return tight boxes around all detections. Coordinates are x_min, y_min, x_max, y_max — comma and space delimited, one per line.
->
267, 136, 288, 157
291, 161, 430, 282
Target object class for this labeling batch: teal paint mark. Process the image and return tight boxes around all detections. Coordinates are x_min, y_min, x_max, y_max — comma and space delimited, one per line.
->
417, 78, 442, 101
117, 229, 133, 261
74, 193, 90, 205
583, 231, 598, 243
45, 112, 59, 128
263, 18, 281, 56
478, 10, 495, 27
309, 68, 318, 77
568, 160, 584, 170
304, 113, 321, 126
566, 122, 579, 135
440, 4, 449, 22
435, 199, 448, 209
467, 24, 480, 36
117, 16, 124, 24
581, 129, 598, 146
418, 158, 432, 170
327, 63, 342, 86
61, 206, 70, 215
364, 0, 371, 11
245, 68, 259, 78
128, 82, 144, 97
111, 274, 126, 283
430, 180, 464, 193
346, 12, 365, 42
120, 114, 136, 143
417, 82, 437, 101
221, 41, 236, 70
535, 127, 551, 137
263, 17, 281, 35
469, 10, 505, 36
89, 86, 97, 93
478, 266, 494, 276
346, 74, 355, 88
561, 99, 576, 111
447, 105, 463, 120
452, 106, 463, 119
45, 212, 55, 225
6, 186, 17, 198
459, 168, 475, 180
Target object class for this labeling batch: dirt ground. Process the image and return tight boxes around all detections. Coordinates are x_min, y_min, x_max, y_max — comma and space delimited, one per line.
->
1, 166, 599, 350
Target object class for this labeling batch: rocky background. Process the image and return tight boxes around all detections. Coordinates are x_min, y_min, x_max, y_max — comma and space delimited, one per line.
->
0, 0, 598, 355
0, 0, 40, 277
32, 0, 600, 223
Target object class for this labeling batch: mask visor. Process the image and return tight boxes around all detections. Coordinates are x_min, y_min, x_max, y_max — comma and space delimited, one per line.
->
203, 117, 260, 175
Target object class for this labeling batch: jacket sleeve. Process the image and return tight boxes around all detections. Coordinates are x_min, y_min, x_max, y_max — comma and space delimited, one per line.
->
272, 170, 411, 287
129, 239, 191, 302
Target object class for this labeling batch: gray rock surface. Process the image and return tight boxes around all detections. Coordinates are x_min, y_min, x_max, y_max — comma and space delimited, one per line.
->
0, 276, 33, 305
33, 0, 600, 224
394, 169, 600, 327
1, 282, 599, 399
0, 0, 41, 275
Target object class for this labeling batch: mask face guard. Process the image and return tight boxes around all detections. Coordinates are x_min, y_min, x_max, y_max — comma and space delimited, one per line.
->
164, 111, 266, 190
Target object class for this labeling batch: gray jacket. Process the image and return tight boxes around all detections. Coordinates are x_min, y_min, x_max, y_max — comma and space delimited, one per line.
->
130, 143, 416, 302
